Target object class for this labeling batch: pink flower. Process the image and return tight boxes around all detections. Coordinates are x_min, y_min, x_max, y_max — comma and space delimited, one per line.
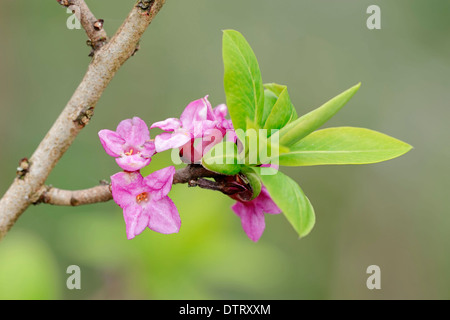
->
211, 103, 234, 136
151, 96, 215, 152
151, 96, 234, 159
111, 167, 181, 239
99, 117, 156, 172
231, 186, 281, 242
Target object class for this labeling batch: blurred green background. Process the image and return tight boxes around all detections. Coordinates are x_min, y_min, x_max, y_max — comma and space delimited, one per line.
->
0, 0, 448, 300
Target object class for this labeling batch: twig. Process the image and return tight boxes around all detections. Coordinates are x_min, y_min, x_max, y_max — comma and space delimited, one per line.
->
58, 0, 108, 54
0, 0, 166, 240
34, 165, 237, 206
37, 184, 113, 206
172, 164, 222, 184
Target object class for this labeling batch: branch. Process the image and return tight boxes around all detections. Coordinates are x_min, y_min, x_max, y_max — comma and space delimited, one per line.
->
37, 184, 113, 206
58, 0, 108, 54
188, 179, 233, 194
0, 0, 166, 240
172, 164, 222, 184
34, 165, 247, 206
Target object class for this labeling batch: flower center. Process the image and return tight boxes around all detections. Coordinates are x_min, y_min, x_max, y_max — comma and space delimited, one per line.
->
124, 147, 139, 156
136, 192, 149, 203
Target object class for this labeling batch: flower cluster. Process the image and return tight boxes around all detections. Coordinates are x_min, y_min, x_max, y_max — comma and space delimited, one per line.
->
99, 96, 280, 241
99, 117, 179, 239
150, 96, 233, 163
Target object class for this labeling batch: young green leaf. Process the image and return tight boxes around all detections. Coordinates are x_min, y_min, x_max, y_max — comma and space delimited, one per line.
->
240, 166, 262, 200
255, 168, 315, 238
264, 83, 286, 96
202, 141, 242, 175
263, 83, 298, 131
236, 128, 288, 166
223, 30, 264, 130
262, 89, 278, 126
279, 83, 361, 147
278, 127, 412, 166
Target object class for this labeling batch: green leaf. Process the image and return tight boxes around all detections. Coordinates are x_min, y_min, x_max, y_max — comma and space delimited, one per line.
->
240, 166, 262, 200
255, 168, 315, 238
263, 83, 298, 131
235, 128, 288, 166
278, 127, 412, 166
202, 141, 242, 175
223, 30, 264, 130
264, 83, 286, 96
279, 83, 361, 146
262, 89, 278, 126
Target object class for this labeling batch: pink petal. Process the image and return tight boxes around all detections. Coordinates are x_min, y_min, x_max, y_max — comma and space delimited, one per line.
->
180, 96, 214, 131
141, 140, 156, 158
194, 119, 217, 138
116, 154, 151, 172
150, 118, 182, 132
255, 186, 282, 214
116, 117, 150, 147
147, 196, 181, 234
261, 163, 280, 170
179, 140, 202, 164
123, 205, 149, 240
258, 163, 279, 176
222, 119, 234, 131
143, 166, 175, 200
232, 201, 266, 242
213, 104, 228, 121
202, 128, 225, 148
215, 120, 234, 136
111, 171, 145, 208
203, 96, 215, 120
225, 130, 238, 144
183, 129, 225, 164
154, 132, 192, 153
98, 129, 125, 157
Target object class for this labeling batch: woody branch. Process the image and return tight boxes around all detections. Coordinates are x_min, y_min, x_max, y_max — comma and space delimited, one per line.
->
34, 165, 242, 207
57, 0, 109, 54
0, 0, 166, 240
